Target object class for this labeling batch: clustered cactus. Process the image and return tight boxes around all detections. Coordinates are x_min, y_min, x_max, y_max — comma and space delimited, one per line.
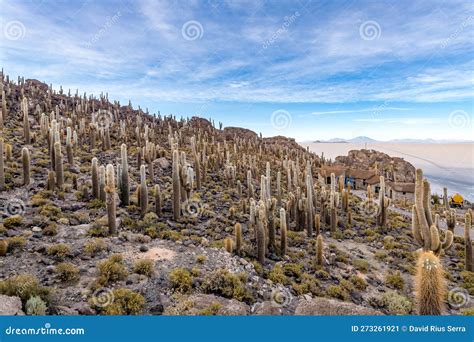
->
412, 169, 453, 315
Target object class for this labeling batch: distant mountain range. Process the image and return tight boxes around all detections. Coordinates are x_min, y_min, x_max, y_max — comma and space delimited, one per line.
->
312, 136, 473, 144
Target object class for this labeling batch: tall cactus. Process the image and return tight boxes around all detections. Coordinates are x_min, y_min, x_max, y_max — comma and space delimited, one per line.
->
445, 209, 456, 232
256, 203, 266, 264
280, 208, 287, 257
465, 209, 473, 271
120, 144, 130, 206
105, 164, 117, 235
315, 234, 324, 266
306, 174, 314, 237
172, 149, 181, 221
154, 184, 162, 216
235, 223, 242, 255
21, 147, 30, 186
376, 176, 390, 229
0, 138, 5, 190
91, 157, 99, 199
139, 164, 148, 216
443, 187, 448, 210
415, 251, 446, 315
99, 165, 106, 201
54, 142, 64, 190
412, 169, 453, 316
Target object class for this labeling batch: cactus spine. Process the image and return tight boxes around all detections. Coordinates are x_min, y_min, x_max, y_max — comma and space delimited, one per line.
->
21, 147, 30, 186
105, 164, 117, 235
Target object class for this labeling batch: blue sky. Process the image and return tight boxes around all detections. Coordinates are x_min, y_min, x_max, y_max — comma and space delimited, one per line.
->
1, 0, 473, 141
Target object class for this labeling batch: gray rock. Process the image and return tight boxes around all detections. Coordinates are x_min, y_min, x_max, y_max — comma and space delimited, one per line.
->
0, 295, 24, 316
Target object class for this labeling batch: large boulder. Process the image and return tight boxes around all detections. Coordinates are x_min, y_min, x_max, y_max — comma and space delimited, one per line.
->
0, 295, 24, 316
295, 297, 382, 315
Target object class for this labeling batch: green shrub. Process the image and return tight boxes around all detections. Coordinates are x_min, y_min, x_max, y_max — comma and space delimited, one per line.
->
3, 215, 23, 229
55, 262, 80, 282
47, 244, 70, 260
169, 268, 193, 293
379, 292, 412, 315
84, 238, 108, 255
97, 254, 128, 285
0, 274, 50, 304
7, 236, 26, 251
353, 259, 370, 273
326, 285, 349, 301
97, 288, 145, 315
349, 275, 367, 290
201, 269, 254, 304
133, 259, 154, 277
199, 302, 222, 315
385, 270, 405, 290
25, 296, 47, 315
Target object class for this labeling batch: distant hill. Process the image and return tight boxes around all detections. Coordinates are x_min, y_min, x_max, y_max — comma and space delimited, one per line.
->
312, 137, 472, 144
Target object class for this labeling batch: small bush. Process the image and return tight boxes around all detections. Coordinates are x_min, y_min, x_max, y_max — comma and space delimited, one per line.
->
268, 265, 290, 285
3, 215, 23, 229
133, 259, 154, 277
353, 259, 370, 273
169, 268, 193, 293
379, 292, 412, 315
43, 223, 58, 236
0, 274, 50, 304
98, 288, 145, 315
25, 296, 47, 315
199, 302, 222, 315
55, 262, 80, 282
7, 236, 26, 251
385, 270, 405, 290
97, 254, 128, 285
84, 238, 108, 255
349, 275, 367, 290
196, 255, 206, 264
47, 244, 70, 260
201, 269, 254, 304
326, 285, 349, 301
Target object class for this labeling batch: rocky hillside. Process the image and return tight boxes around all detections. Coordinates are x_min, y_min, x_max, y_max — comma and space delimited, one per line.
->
0, 74, 472, 317
334, 149, 416, 183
